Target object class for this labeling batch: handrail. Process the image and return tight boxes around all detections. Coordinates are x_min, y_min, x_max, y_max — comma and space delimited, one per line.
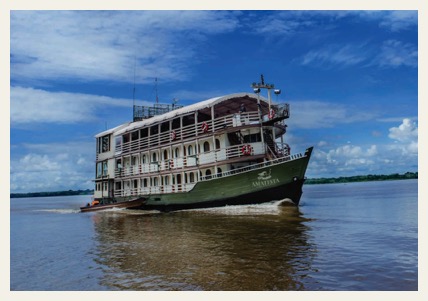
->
114, 142, 265, 178
116, 111, 262, 155
200, 150, 306, 181
113, 149, 307, 197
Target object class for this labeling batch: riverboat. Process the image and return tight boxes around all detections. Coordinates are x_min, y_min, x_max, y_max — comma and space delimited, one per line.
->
92, 76, 313, 211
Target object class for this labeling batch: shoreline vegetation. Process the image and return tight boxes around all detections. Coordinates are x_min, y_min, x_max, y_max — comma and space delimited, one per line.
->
10, 172, 417, 199
305, 171, 417, 185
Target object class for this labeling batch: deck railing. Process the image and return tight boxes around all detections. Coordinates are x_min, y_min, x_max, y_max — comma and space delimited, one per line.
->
116, 111, 263, 155
114, 183, 196, 197
115, 142, 266, 178
200, 150, 305, 181
113, 149, 307, 197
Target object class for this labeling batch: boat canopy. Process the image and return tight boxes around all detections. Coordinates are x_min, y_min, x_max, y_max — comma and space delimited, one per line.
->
113, 92, 270, 137
95, 122, 132, 138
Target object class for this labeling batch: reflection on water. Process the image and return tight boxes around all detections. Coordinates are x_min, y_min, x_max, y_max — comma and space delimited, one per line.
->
91, 202, 316, 290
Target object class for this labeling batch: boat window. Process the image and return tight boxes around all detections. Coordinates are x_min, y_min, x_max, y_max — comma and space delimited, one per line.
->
143, 178, 148, 187
152, 152, 157, 162
188, 145, 194, 155
96, 162, 102, 178
150, 125, 158, 135
142, 154, 146, 164
161, 122, 169, 133
164, 149, 168, 160
215, 139, 221, 150
175, 147, 180, 158
115, 136, 122, 149
203, 141, 210, 152
205, 169, 212, 179
103, 161, 108, 176
123, 133, 130, 143
101, 135, 110, 152
217, 167, 222, 177
131, 131, 139, 141
140, 128, 148, 138
189, 172, 195, 183
153, 177, 158, 186
164, 176, 169, 185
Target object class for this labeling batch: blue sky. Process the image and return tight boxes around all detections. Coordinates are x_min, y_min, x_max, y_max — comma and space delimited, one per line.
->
9, 10, 418, 193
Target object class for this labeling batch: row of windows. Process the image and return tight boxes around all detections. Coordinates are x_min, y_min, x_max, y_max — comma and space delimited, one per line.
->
116, 139, 221, 167
114, 168, 222, 190
95, 182, 108, 191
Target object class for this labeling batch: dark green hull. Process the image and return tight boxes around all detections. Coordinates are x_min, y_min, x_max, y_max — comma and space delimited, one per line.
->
115, 147, 313, 211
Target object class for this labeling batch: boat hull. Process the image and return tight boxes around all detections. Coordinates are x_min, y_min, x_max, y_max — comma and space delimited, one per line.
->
80, 197, 146, 212
113, 147, 313, 211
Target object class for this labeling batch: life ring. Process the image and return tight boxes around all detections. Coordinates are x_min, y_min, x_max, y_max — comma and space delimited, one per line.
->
201, 122, 209, 133
169, 159, 174, 169
268, 108, 276, 119
170, 130, 176, 140
241, 144, 252, 156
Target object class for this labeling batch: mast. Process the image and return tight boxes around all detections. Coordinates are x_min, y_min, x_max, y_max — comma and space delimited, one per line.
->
155, 77, 159, 104
132, 57, 136, 118
251, 74, 281, 111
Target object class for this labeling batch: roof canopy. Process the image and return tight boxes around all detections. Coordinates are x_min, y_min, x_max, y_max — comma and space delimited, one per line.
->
106, 92, 270, 137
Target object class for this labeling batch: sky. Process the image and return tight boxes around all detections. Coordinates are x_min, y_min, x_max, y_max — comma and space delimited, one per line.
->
9, 10, 419, 193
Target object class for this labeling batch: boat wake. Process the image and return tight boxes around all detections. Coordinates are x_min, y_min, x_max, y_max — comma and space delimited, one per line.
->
36, 208, 81, 214
182, 200, 296, 216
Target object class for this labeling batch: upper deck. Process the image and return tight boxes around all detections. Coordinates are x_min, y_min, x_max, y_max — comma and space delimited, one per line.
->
112, 93, 289, 156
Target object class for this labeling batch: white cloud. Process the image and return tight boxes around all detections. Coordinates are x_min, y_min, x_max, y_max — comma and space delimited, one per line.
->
300, 44, 367, 67
388, 118, 418, 142
10, 141, 95, 192
10, 86, 134, 124
10, 11, 240, 85
377, 11, 418, 32
288, 100, 376, 129
299, 39, 417, 69
373, 40, 417, 68
307, 119, 418, 178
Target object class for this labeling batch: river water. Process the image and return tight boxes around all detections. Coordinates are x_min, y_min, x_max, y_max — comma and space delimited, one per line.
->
10, 180, 418, 291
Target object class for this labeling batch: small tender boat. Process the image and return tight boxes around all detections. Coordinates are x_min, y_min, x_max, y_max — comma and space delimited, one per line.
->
80, 197, 146, 212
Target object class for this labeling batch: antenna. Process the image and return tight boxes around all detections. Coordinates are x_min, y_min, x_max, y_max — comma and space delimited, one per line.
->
172, 98, 178, 108
155, 77, 159, 104
132, 56, 136, 118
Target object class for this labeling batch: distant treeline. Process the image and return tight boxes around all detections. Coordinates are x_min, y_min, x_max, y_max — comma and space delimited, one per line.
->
10, 172, 418, 198
11, 189, 94, 199
305, 172, 418, 185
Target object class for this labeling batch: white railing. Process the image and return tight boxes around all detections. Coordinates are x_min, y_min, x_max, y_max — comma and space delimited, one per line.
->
200, 150, 306, 181
115, 142, 266, 178
114, 183, 196, 197
113, 149, 307, 198
115, 111, 262, 155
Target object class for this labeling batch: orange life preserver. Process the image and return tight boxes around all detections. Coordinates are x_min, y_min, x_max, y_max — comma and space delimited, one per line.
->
201, 122, 209, 133
268, 108, 276, 119
91, 200, 100, 206
241, 144, 252, 156
171, 130, 176, 140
